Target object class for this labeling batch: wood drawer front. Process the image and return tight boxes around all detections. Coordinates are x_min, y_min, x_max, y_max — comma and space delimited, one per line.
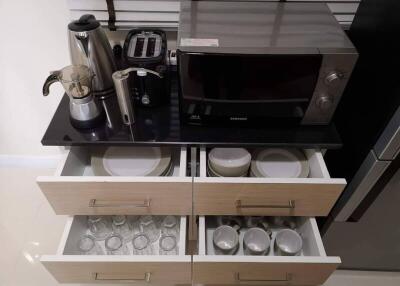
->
193, 259, 339, 285
37, 147, 192, 215
41, 216, 191, 285
42, 258, 191, 285
193, 148, 346, 216
193, 216, 340, 285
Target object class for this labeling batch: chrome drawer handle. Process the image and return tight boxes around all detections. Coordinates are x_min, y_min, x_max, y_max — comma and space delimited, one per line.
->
89, 199, 150, 208
235, 200, 295, 209
236, 273, 292, 283
94, 272, 151, 282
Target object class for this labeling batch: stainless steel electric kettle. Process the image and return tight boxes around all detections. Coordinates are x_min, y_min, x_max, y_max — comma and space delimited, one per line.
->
68, 14, 117, 98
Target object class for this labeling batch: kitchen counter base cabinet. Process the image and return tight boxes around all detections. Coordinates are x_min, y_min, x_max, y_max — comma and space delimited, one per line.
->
41, 216, 191, 284
37, 147, 192, 215
193, 216, 340, 285
194, 148, 347, 216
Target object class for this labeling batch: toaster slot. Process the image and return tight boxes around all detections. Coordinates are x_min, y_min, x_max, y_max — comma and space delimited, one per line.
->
134, 37, 145, 57
146, 37, 156, 57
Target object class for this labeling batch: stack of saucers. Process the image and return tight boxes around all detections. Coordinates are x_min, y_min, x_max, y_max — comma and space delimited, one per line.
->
208, 148, 251, 177
250, 148, 309, 178
91, 146, 173, 176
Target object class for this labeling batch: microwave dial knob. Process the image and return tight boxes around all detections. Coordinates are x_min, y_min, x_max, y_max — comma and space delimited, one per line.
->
316, 95, 334, 110
325, 71, 344, 85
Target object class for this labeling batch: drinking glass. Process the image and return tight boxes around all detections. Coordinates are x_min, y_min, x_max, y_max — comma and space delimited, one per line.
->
139, 216, 161, 242
128, 215, 141, 234
87, 215, 112, 240
159, 235, 178, 255
77, 234, 104, 255
112, 215, 133, 242
105, 233, 129, 255
161, 216, 179, 237
132, 233, 154, 255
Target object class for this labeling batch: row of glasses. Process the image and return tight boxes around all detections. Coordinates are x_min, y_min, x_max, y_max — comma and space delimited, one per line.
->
77, 233, 129, 255
159, 215, 179, 255
78, 215, 179, 255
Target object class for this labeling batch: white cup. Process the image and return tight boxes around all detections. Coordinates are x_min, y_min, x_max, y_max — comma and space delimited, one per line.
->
275, 229, 303, 256
243, 228, 271, 255
213, 225, 240, 255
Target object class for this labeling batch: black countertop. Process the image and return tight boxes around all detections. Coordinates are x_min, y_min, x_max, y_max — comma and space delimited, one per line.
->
41, 77, 342, 148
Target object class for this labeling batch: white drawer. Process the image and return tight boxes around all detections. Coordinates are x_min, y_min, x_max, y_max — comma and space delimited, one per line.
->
37, 147, 192, 215
193, 216, 340, 285
193, 148, 346, 216
41, 216, 191, 284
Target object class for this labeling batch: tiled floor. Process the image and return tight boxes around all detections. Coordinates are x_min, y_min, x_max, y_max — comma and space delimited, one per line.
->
1, 166, 400, 286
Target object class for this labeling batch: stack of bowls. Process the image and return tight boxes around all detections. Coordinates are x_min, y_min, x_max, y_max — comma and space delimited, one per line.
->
208, 148, 251, 177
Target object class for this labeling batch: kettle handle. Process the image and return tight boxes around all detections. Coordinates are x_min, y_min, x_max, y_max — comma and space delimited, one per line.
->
42, 72, 59, 96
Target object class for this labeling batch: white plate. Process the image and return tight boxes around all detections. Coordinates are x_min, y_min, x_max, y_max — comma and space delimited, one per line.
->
91, 147, 172, 177
251, 148, 309, 178
160, 159, 174, 177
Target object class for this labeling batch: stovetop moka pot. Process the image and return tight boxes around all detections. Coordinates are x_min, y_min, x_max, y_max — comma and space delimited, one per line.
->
42, 65, 104, 129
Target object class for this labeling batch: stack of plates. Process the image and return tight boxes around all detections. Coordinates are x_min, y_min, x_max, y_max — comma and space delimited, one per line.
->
208, 148, 251, 177
91, 147, 173, 177
251, 148, 310, 178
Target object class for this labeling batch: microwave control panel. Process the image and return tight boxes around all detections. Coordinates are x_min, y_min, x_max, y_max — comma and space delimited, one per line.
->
302, 52, 358, 125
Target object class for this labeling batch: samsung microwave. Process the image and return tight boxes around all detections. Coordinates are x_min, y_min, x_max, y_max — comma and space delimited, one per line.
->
177, 1, 358, 126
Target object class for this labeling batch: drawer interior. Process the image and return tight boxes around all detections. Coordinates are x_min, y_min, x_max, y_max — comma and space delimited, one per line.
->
194, 216, 340, 286
41, 216, 192, 284
199, 148, 331, 179
58, 215, 187, 257
198, 216, 326, 257
59, 146, 187, 178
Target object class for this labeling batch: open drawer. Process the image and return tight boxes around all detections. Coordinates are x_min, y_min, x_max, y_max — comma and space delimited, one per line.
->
41, 216, 191, 284
193, 216, 340, 285
193, 148, 346, 216
37, 147, 192, 215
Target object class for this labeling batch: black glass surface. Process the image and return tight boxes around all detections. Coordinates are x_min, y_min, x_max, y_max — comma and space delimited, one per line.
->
41, 74, 342, 148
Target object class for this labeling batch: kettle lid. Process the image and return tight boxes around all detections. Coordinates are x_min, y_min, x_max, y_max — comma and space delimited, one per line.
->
68, 14, 100, 32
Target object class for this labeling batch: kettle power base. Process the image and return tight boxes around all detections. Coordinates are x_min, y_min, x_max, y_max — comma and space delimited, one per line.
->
70, 112, 106, 130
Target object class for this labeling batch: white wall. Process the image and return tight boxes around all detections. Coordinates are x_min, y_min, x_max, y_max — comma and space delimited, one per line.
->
0, 0, 173, 157
0, 0, 70, 156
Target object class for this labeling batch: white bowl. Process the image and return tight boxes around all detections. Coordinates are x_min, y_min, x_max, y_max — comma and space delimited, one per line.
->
207, 162, 247, 177
208, 148, 251, 177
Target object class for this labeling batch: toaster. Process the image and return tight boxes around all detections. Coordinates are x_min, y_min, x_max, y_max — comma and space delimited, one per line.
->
122, 29, 170, 107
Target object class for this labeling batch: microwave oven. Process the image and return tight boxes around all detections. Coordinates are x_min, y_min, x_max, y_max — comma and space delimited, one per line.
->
177, 1, 358, 126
